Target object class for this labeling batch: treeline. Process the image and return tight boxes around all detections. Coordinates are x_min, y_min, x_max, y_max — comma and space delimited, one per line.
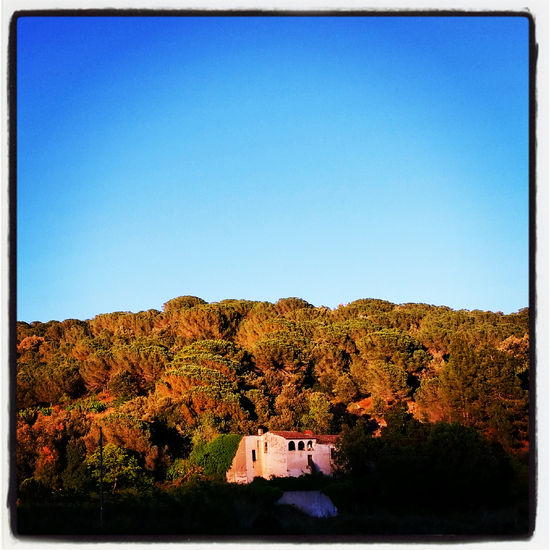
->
16, 296, 529, 497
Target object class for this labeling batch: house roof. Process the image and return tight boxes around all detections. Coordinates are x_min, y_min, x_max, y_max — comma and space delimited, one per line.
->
270, 431, 339, 444
270, 431, 312, 440
314, 435, 340, 445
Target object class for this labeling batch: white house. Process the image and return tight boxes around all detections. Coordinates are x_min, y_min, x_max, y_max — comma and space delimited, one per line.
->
226, 429, 339, 484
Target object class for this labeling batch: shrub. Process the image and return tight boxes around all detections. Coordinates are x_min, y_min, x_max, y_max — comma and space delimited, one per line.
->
188, 434, 242, 480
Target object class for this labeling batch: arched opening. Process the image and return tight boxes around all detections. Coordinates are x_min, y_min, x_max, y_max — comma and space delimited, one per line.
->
288, 441, 295, 451
298, 441, 305, 451
307, 440, 313, 450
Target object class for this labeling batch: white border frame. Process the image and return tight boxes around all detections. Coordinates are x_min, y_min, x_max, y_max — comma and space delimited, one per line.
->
2, 2, 547, 548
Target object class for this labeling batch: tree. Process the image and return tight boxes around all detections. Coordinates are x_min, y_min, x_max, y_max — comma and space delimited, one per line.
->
235, 302, 279, 348
253, 331, 310, 375
61, 439, 89, 492
107, 339, 172, 393
424, 422, 513, 505
17, 408, 90, 491
17, 357, 85, 407
78, 343, 112, 392
87, 444, 148, 494
274, 297, 313, 316
357, 329, 428, 373
438, 336, 482, 425
107, 368, 141, 400
269, 384, 309, 430
171, 303, 242, 341
163, 295, 207, 312
86, 414, 153, 460
335, 419, 380, 476
437, 337, 528, 451
312, 343, 347, 394
301, 392, 334, 434
350, 358, 409, 404
333, 373, 359, 403
413, 377, 450, 423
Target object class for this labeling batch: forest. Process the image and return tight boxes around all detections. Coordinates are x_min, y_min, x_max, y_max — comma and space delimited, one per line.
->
15, 296, 531, 537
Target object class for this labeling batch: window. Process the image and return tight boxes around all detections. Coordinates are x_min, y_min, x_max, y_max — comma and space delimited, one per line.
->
307, 440, 313, 450
298, 441, 305, 451
264, 442, 268, 453
330, 447, 336, 460
252, 449, 256, 462
288, 441, 295, 451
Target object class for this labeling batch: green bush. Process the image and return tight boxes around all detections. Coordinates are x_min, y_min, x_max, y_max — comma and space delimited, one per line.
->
166, 458, 189, 481
188, 434, 242, 480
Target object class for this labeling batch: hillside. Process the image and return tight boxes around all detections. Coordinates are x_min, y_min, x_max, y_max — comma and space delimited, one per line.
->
16, 296, 529, 496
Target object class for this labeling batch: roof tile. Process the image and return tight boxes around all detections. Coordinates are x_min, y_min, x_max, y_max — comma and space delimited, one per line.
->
270, 430, 339, 443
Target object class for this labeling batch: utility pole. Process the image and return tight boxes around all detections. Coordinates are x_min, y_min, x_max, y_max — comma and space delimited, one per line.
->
99, 426, 104, 530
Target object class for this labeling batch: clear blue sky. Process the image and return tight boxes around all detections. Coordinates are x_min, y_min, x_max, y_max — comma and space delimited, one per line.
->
17, 15, 529, 322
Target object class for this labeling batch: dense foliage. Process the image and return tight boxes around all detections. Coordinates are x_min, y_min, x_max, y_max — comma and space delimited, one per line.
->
16, 295, 529, 534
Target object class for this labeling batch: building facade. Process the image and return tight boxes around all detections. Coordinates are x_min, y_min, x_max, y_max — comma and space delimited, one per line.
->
226, 430, 339, 484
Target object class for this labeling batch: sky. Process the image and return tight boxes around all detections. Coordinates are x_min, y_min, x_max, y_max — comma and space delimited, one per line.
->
16, 15, 530, 322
